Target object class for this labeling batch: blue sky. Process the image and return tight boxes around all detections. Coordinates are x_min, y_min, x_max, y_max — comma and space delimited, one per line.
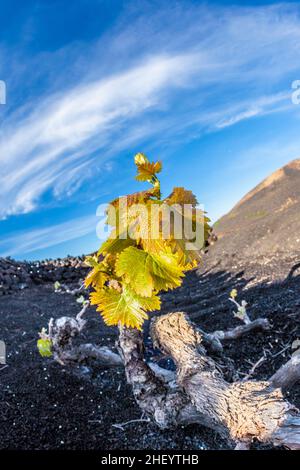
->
1, 0, 300, 260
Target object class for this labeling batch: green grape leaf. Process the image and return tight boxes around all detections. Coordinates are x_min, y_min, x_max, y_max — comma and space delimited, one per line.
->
85, 268, 109, 289
134, 152, 162, 186
115, 247, 155, 297
98, 233, 135, 256
90, 285, 160, 329
84, 257, 111, 288
134, 152, 150, 166
166, 237, 201, 268
116, 246, 185, 296
135, 161, 162, 182
165, 187, 198, 207
149, 250, 185, 289
84, 255, 99, 268
37, 338, 53, 358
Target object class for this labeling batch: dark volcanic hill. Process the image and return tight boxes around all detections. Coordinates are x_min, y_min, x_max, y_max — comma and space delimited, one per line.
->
211, 159, 300, 260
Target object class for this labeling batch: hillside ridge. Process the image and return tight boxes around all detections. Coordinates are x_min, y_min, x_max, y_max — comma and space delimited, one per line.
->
211, 158, 300, 260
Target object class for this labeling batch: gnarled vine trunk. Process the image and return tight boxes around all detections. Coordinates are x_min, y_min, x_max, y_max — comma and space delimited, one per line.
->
47, 308, 300, 449
118, 312, 300, 449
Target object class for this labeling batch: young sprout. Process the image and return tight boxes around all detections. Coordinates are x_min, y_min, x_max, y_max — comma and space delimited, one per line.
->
54, 281, 61, 292
37, 327, 53, 357
229, 289, 251, 325
76, 295, 89, 306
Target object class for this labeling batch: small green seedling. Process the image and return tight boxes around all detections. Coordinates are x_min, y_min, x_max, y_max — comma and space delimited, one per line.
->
229, 289, 250, 324
54, 281, 61, 292
37, 328, 53, 357
76, 295, 89, 305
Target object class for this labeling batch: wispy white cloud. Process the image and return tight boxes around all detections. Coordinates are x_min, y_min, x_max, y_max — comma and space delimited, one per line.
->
216, 109, 261, 129
1, 1, 300, 225
0, 53, 200, 218
0, 214, 98, 257
215, 91, 292, 129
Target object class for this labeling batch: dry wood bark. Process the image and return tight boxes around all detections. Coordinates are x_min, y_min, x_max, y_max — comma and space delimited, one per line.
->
57, 343, 123, 366
150, 312, 300, 449
48, 304, 300, 449
47, 308, 122, 367
211, 318, 270, 342
202, 317, 270, 352
117, 326, 199, 429
270, 351, 300, 392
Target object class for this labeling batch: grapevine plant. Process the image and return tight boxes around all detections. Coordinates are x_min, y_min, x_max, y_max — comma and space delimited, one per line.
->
84, 153, 211, 330
35, 155, 300, 450
37, 153, 211, 359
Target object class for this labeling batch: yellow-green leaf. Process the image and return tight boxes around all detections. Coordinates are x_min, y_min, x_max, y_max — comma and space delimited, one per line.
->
116, 246, 185, 296
150, 250, 185, 289
135, 161, 162, 182
98, 234, 135, 256
90, 286, 160, 329
167, 237, 201, 269
37, 338, 52, 358
165, 187, 198, 207
134, 152, 162, 183
134, 152, 150, 166
84, 255, 99, 268
84, 260, 110, 288
116, 247, 154, 296
230, 289, 238, 299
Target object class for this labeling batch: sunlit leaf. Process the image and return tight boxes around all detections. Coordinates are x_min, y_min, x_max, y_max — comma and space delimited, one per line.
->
134, 152, 150, 166
54, 281, 61, 291
167, 237, 201, 268
84, 261, 110, 288
116, 246, 185, 296
37, 338, 52, 358
230, 289, 238, 299
135, 161, 162, 182
134, 152, 162, 187
90, 285, 160, 329
98, 234, 135, 256
84, 255, 99, 268
165, 187, 198, 207
115, 247, 155, 296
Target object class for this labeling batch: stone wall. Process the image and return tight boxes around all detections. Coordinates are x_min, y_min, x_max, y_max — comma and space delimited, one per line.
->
0, 257, 89, 296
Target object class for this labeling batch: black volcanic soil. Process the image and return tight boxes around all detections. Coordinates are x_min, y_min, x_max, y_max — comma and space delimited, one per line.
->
0, 250, 299, 450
